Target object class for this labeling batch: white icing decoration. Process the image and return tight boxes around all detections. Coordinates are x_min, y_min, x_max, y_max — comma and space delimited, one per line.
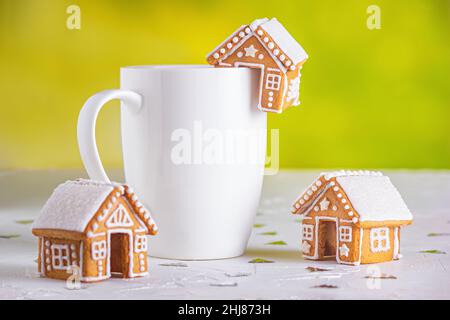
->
258, 54, 264, 60
344, 205, 350, 210
257, 30, 263, 36
314, 206, 319, 212
213, 53, 219, 59
244, 45, 258, 57
348, 211, 354, 216
245, 27, 251, 34
135, 235, 148, 253
339, 244, 350, 257
315, 180, 322, 187
279, 54, 285, 61
268, 42, 274, 49
105, 204, 134, 228
339, 226, 352, 242
263, 37, 269, 42
91, 240, 107, 260
352, 217, 358, 223
332, 205, 338, 211
237, 51, 243, 58
227, 43, 232, 49
286, 75, 300, 105
301, 240, 311, 254
239, 32, 245, 37
290, 65, 295, 71
269, 91, 274, 96
302, 225, 314, 240
233, 37, 239, 43
370, 227, 390, 252
273, 49, 279, 55
220, 48, 225, 54
319, 198, 330, 211
268, 103, 273, 107
285, 60, 292, 66
51, 244, 70, 270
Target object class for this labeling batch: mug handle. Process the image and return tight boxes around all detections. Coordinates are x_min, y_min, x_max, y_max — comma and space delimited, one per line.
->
77, 89, 142, 183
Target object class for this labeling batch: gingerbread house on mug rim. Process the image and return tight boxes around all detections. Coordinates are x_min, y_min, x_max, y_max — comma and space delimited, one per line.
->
32, 179, 157, 282
291, 171, 413, 265
207, 18, 308, 113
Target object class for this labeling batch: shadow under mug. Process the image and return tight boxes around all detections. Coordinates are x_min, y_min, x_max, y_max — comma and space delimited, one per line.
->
77, 65, 267, 260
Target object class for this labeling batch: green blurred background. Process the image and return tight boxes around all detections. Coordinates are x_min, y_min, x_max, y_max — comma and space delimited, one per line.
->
0, 0, 449, 170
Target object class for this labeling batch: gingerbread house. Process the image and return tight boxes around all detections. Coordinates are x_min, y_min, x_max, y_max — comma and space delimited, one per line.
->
32, 179, 157, 282
291, 171, 412, 265
206, 18, 308, 113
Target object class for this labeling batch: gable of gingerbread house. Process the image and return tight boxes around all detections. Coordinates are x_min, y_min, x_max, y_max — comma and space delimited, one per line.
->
292, 171, 413, 226
207, 18, 308, 73
32, 179, 157, 237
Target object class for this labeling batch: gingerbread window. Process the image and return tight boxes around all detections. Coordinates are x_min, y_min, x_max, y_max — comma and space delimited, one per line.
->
265, 74, 281, 91
92, 240, 107, 260
302, 224, 314, 241
51, 244, 70, 270
135, 235, 147, 253
339, 226, 352, 242
370, 227, 390, 252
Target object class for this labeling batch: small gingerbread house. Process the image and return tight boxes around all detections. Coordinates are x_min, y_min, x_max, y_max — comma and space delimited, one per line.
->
32, 179, 157, 282
207, 18, 308, 113
292, 171, 412, 265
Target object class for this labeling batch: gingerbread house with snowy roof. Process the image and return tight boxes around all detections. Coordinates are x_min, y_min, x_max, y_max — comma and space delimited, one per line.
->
291, 171, 412, 265
207, 18, 308, 113
32, 179, 157, 282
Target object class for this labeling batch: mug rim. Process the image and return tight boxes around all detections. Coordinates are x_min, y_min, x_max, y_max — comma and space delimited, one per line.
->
121, 64, 256, 73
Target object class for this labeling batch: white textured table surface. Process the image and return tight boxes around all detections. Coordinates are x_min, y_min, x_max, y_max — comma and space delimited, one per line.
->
1, 170, 450, 300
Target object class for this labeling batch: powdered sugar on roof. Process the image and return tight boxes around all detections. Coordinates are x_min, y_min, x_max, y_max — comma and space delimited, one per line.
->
33, 179, 117, 233
336, 174, 413, 222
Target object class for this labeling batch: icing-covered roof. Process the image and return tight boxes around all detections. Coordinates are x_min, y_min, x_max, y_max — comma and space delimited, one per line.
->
33, 179, 157, 234
206, 17, 308, 70
258, 18, 308, 65
292, 171, 413, 223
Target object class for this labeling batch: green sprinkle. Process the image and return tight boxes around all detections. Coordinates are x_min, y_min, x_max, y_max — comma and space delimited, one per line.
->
259, 231, 277, 236
265, 240, 287, 246
248, 258, 274, 264
253, 224, 265, 228
0, 234, 20, 239
420, 249, 446, 254
15, 219, 34, 225
427, 233, 450, 237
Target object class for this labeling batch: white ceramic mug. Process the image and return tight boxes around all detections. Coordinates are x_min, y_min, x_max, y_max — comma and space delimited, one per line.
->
77, 65, 267, 260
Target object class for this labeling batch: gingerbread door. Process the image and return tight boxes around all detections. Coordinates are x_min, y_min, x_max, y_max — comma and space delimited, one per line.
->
318, 220, 337, 259
110, 233, 130, 277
